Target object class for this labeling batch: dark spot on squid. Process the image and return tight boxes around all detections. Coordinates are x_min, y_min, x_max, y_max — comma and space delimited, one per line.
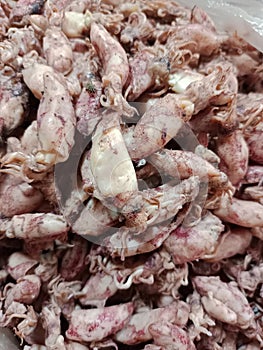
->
159, 56, 171, 71
30, 0, 44, 14
86, 84, 96, 94
161, 130, 167, 144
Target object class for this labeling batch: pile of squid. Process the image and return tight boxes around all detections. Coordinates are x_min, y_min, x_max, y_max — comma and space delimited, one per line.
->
0, 0, 263, 349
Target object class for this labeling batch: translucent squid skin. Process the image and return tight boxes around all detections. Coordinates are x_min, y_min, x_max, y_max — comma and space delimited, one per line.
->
0, 67, 29, 133
36, 72, 76, 165
124, 93, 194, 160
163, 211, 224, 264
66, 302, 134, 342
246, 128, 263, 165
4, 274, 41, 309
114, 301, 190, 345
149, 321, 196, 350
124, 177, 200, 231
7, 252, 38, 281
148, 149, 231, 199
0, 174, 43, 217
1, 70, 76, 180
203, 226, 252, 262
9, 0, 44, 24
75, 78, 102, 136
192, 276, 255, 329
43, 27, 73, 75
90, 21, 132, 115
215, 130, 249, 186
0, 213, 68, 240
214, 198, 263, 228
244, 165, 263, 184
